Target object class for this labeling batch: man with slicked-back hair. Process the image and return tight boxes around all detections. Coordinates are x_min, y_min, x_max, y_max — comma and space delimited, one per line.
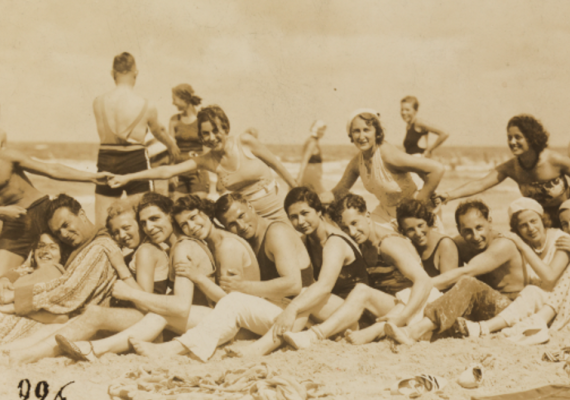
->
93, 52, 181, 227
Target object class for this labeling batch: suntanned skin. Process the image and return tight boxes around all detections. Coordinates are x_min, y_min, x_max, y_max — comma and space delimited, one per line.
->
386, 208, 526, 344
93, 61, 180, 227
0, 148, 110, 275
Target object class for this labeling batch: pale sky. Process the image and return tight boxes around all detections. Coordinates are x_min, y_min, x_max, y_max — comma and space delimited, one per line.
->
1, 0, 569, 147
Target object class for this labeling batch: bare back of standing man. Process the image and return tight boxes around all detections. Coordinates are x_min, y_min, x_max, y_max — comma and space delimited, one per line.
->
93, 52, 180, 227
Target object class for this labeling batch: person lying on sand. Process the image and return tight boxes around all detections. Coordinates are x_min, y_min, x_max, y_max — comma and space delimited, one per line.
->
5, 193, 217, 365
128, 193, 314, 361
47, 194, 262, 363
0, 232, 71, 348
281, 193, 436, 350
385, 199, 527, 345
0, 194, 128, 363
447, 198, 570, 340
0, 145, 111, 276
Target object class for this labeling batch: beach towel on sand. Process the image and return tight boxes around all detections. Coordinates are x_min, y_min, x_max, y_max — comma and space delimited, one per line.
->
472, 384, 570, 400
108, 362, 335, 400
0, 231, 118, 344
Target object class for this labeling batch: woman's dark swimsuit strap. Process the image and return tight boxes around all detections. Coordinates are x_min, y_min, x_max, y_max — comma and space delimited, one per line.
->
257, 222, 314, 288
422, 236, 458, 278
307, 233, 369, 299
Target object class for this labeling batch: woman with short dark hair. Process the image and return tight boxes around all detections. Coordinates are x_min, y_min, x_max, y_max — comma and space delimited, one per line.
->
437, 114, 570, 227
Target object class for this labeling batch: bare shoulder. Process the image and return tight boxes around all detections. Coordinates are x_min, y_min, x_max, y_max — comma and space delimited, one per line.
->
172, 239, 207, 261
267, 223, 300, 248
135, 243, 162, 259
218, 236, 247, 255
238, 131, 258, 146
545, 149, 569, 166
488, 236, 518, 255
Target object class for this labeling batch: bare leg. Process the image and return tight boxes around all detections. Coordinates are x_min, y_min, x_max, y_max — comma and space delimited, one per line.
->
95, 194, 120, 229
346, 322, 386, 345
89, 305, 211, 356
283, 284, 398, 350
316, 284, 396, 338
0, 250, 25, 277
0, 323, 66, 352
9, 306, 144, 365
226, 291, 348, 358
385, 317, 437, 345
134, 293, 284, 361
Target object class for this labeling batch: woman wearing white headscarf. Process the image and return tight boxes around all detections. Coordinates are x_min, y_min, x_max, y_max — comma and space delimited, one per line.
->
321, 109, 445, 230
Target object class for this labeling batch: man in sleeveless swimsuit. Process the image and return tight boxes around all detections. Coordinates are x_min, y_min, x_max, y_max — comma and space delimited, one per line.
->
127, 193, 314, 361
93, 52, 180, 227
386, 199, 526, 344
0, 145, 111, 276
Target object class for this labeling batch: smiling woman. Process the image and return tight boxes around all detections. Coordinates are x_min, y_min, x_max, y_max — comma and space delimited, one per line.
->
108, 105, 297, 223
437, 114, 570, 228
321, 108, 445, 231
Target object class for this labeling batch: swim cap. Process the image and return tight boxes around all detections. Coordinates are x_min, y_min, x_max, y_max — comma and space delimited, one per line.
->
310, 120, 327, 137
507, 197, 544, 220
559, 199, 570, 214
346, 109, 381, 134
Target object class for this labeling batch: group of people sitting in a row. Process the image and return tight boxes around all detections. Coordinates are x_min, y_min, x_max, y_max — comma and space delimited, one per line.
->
1, 181, 569, 365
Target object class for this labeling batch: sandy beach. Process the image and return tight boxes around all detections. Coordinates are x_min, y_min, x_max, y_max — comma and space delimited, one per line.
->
0, 158, 565, 400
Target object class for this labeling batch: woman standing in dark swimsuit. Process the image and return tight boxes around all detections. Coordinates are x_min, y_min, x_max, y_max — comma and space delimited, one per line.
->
168, 84, 210, 200
396, 199, 460, 278
401, 96, 449, 159
436, 115, 570, 228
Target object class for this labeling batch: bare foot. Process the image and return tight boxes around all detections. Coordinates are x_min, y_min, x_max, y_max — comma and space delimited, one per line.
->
283, 329, 319, 350
345, 328, 381, 345
224, 344, 266, 359
129, 337, 185, 359
384, 322, 416, 345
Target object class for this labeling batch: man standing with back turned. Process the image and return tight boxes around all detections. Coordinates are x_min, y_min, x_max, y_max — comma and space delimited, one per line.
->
93, 52, 180, 227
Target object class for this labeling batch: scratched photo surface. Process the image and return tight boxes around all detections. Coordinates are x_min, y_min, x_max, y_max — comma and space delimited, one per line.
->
0, 1, 570, 399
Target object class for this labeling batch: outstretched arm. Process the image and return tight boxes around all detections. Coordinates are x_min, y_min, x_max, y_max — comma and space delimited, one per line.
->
383, 144, 445, 202
441, 162, 510, 203
2, 148, 110, 184
272, 237, 349, 334
377, 238, 432, 325
328, 155, 360, 201
242, 133, 298, 188
503, 232, 570, 290
415, 119, 449, 157
108, 157, 201, 188
432, 238, 516, 290
147, 105, 181, 160
226, 224, 303, 300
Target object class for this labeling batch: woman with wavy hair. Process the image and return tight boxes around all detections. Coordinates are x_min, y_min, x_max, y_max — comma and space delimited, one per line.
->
320, 109, 445, 230
437, 115, 570, 228
110, 105, 297, 223
167, 84, 210, 200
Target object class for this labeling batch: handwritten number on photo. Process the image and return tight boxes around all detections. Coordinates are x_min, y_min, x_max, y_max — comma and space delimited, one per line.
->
18, 380, 74, 400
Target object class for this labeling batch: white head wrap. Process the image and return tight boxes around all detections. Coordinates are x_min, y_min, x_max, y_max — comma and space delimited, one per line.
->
507, 197, 544, 220
346, 108, 381, 134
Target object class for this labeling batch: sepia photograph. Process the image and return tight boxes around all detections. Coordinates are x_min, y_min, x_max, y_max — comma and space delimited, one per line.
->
0, 0, 570, 399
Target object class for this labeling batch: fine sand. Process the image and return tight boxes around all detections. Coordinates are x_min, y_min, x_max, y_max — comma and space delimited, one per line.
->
1, 163, 565, 399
